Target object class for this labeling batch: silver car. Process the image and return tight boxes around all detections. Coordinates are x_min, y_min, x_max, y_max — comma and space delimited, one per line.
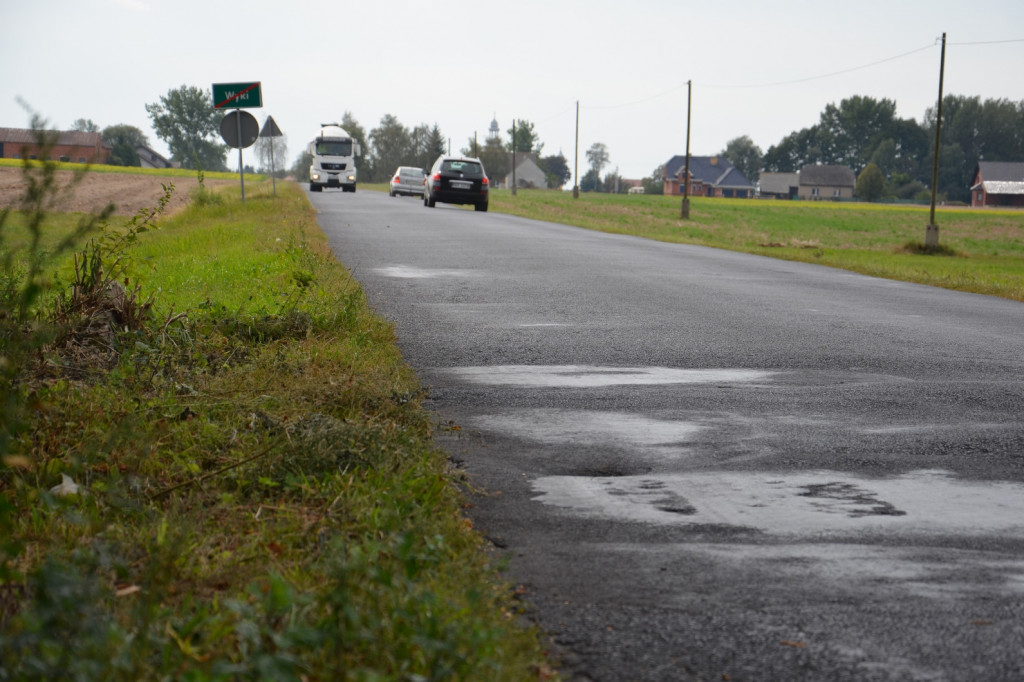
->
389, 166, 425, 197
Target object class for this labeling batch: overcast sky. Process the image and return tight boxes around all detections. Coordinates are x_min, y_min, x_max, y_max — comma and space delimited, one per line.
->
3, 0, 1023, 183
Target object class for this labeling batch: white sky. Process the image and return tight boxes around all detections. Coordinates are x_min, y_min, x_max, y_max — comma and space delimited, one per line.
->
3, 0, 1023, 183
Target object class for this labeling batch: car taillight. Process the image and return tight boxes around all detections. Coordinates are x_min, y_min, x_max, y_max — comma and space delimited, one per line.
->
393, 176, 399, 183
481, 176, 489, 192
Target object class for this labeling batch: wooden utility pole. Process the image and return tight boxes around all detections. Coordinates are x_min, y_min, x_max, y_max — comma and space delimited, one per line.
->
926, 33, 946, 250
511, 119, 517, 196
681, 80, 692, 219
573, 101, 580, 199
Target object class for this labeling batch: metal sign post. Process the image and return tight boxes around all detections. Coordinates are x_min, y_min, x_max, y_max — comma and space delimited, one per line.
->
219, 110, 259, 203
213, 82, 262, 203
260, 116, 284, 197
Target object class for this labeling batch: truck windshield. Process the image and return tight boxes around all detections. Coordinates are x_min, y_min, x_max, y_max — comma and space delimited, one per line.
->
316, 140, 352, 156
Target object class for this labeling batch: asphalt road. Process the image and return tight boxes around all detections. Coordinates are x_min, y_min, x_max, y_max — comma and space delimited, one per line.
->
311, 188, 1024, 681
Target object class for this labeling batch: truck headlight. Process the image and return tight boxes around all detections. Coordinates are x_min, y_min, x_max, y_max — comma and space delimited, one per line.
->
311, 173, 320, 181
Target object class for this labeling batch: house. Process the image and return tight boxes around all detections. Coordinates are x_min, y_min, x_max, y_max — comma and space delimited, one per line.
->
136, 144, 177, 169
758, 172, 799, 199
663, 155, 754, 198
0, 127, 110, 164
505, 154, 548, 189
798, 164, 855, 200
970, 161, 1024, 207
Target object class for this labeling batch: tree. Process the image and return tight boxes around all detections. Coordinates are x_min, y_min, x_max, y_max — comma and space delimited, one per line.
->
421, 124, 446, 169
506, 119, 543, 155
145, 85, 227, 171
471, 136, 510, 186
340, 111, 368, 179
291, 150, 312, 180
71, 118, 99, 133
585, 143, 609, 191
855, 162, 886, 201
255, 133, 288, 177
101, 124, 148, 167
579, 168, 601, 192
368, 114, 411, 183
538, 154, 571, 189
763, 126, 823, 172
641, 164, 666, 195
721, 135, 763, 183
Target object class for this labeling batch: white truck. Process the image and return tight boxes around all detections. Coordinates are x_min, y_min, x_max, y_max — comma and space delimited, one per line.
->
308, 124, 360, 192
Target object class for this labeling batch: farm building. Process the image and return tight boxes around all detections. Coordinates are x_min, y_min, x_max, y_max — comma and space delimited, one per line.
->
0, 127, 110, 164
970, 161, 1024, 207
798, 164, 855, 200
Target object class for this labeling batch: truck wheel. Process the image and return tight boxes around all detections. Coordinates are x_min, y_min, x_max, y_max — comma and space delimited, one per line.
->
310, 183, 322, 192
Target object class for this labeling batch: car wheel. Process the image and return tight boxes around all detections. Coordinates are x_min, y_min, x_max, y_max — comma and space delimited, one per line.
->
475, 201, 488, 212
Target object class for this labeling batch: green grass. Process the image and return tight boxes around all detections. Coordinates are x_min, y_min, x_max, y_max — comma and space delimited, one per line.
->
1, 178, 555, 680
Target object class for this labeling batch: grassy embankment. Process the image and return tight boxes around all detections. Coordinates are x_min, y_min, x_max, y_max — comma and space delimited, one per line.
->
367, 181, 1024, 303
1, 168, 554, 680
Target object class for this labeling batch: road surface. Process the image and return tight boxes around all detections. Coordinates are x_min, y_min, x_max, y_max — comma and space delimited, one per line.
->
312, 189, 1024, 681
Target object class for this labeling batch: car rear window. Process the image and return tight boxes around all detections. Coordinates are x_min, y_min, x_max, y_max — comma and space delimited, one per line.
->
441, 160, 484, 177
400, 168, 423, 177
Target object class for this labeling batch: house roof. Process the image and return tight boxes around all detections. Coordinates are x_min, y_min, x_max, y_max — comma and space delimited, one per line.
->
664, 155, 754, 189
505, 157, 547, 186
0, 127, 104, 148
972, 161, 1024, 192
799, 164, 855, 187
759, 172, 799, 194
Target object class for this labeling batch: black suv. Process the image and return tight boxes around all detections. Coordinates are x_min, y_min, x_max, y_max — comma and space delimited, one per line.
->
424, 155, 489, 212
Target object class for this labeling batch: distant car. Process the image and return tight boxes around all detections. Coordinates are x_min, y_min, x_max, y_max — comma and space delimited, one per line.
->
389, 166, 425, 197
423, 155, 489, 212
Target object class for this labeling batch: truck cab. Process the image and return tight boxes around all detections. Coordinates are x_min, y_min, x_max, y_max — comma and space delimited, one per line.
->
309, 124, 360, 192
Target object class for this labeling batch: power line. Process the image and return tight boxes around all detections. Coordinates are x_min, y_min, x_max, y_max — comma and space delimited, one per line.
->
698, 43, 937, 89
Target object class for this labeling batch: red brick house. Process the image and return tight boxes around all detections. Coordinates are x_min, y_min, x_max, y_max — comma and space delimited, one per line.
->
970, 161, 1024, 207
662, 155, 754, 198
0, 127, 111, 164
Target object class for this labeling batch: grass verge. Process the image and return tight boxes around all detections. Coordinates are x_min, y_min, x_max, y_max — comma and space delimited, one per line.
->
1, 177, 554, 680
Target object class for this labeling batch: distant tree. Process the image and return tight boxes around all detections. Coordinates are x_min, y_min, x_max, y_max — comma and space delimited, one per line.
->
71, 118, 99, 133
579, 168, 601, 192
340, 111, 368, 177
101, 124, 148, 167
255, 132, 288, 177
641, 164, 666, 195
924, 95, 1024, 202
602, 167, 625, 193
291, 150, 312, 179
538, 153, 571, 189
506, 119, 543, 155
855, 162, 886, 201
585, 143, 609, 191
471, 136, 510, 186
145, 84, 227, 171
422, 124, 446, 168
368, 114, 411, 183
763, 126, 823, 172
721, 135, 763, 183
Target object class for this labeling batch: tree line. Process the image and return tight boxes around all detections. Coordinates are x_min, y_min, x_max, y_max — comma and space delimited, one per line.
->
713, 94, 1024, 203
75, 85, 1024, 202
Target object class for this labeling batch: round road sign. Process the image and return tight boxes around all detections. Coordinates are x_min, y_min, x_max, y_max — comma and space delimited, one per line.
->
220, 110, 259, 149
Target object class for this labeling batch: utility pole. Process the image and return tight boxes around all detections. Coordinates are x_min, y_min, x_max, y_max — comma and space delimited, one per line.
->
681, 80, 692, 219
926, 33, 946, 250
511, 119, 517, 196
573, 101, 580, 199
